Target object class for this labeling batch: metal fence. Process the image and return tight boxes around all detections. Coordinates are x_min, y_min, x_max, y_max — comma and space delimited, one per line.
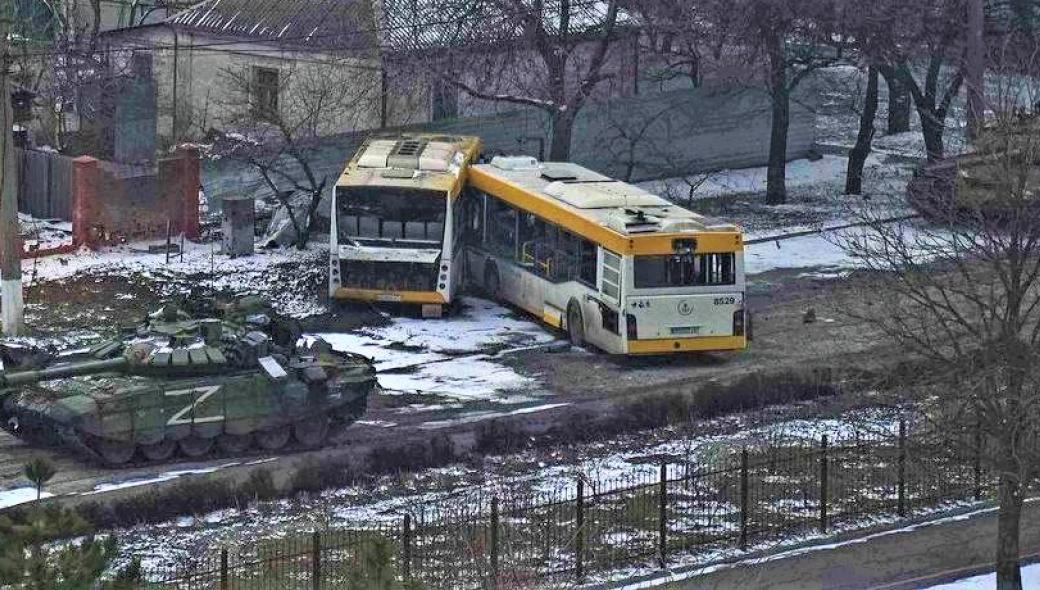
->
150, 420, 988, 589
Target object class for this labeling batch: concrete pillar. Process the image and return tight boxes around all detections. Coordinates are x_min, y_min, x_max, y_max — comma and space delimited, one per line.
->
179, 147, 200, 240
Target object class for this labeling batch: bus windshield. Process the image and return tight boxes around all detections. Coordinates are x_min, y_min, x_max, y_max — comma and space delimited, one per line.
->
634, 253, 736, 288
337, 186, 447, 246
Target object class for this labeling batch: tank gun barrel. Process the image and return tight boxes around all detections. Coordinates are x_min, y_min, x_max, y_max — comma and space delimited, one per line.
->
0, 357, 129, 387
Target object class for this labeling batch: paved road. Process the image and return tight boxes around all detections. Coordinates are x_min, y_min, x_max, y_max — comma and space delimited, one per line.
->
622, 500, 1040, 590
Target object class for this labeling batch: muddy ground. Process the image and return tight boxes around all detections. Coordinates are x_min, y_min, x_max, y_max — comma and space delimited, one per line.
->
0, 261, 894, 508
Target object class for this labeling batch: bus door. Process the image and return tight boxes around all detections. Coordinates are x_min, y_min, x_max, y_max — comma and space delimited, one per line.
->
592, 248, 624, 344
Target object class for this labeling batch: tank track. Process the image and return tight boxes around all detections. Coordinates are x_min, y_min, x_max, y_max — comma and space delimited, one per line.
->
2, 391, 372, 468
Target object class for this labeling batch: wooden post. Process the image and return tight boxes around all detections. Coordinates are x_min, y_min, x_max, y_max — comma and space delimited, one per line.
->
165, 219, 172, 264
897, 419, 907, 517
974, 416, 983, 501
576, 478, 585, 581
739, 448, 749, 551
490, 496, 500, 588
0, 2, 24, 336
219, 547, 228, 590
819, 435, 829, 533
402, 514, 412, 581
658, 462, 668, 568
311, 531, 321, 590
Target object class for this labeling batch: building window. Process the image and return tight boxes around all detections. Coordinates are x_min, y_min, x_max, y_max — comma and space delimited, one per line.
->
253, 67, 279, 121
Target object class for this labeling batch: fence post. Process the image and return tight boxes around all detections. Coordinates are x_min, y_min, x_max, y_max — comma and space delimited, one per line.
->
974, 416, 983, 500
819, 435, 829, 533
402, 514, 412, 582
897, 419, 907, 517
576, 478, 585, 581
311, 531, 321, 590
739, 448, 749, 551
490, 496, 500, 588
658, 463, 668, 568
220, 547, 228, 590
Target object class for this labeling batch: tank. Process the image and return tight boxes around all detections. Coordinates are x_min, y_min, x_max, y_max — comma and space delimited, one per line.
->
0, 298, 377, 466
908, 114, 1040, 219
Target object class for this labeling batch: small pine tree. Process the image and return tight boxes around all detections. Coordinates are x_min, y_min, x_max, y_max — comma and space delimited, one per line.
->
23, 458, 56, 501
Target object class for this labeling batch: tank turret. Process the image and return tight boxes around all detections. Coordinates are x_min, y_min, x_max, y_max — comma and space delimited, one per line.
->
0, 298, 376, 466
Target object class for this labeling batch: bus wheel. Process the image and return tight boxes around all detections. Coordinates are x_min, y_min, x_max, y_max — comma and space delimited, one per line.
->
484, 264, 500, 298
567, 301, 585, 347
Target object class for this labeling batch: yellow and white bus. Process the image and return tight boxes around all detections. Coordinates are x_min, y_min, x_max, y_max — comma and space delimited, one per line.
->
463, 156, 747, 354
329, 134, 482, 317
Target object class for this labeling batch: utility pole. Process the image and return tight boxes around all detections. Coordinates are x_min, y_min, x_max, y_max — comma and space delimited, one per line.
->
966, 0, 986, 141
0, 2, 24, 336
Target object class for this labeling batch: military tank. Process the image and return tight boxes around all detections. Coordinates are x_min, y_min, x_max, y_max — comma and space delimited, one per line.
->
908, 113, 1040, 219
0, 298, 377, 466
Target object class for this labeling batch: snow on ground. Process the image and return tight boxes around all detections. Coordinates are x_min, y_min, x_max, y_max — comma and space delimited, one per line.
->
0, 486, 53, 509
640, 155, 860, 200
22, 239, 328, 318
316, 297, 557, 403
925, 564, 1040, 589
112, 407, 897, 572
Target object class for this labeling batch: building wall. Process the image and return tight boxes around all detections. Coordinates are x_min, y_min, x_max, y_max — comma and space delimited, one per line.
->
201, 82, 818, 209
105, 28, 385, 147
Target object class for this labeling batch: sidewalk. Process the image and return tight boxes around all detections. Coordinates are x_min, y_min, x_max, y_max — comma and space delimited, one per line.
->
616, 500, 1040, 590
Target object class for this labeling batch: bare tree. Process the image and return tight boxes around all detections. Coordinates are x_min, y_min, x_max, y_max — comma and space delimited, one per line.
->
638, 0, 848, 205
836, 60, 1040, 589
878, 0, 967, 160
213, 56, 381, 249
392, 0, 622, 161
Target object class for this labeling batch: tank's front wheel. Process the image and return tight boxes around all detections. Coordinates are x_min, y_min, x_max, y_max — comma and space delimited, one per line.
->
293, 416, 330, 448
95, 439, 135, 466
255, 426, 291, 451
140, 439, 176, 462
178, 436, 214, 459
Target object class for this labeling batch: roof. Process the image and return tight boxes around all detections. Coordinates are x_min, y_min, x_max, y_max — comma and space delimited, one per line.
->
470, 157, 740, 244
337, 134, 483, 195
380, 0, 630, 51
164, 0, 376, 50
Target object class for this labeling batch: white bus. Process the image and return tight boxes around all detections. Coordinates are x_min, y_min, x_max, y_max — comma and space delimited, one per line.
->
329, 134, 482, 317
463, 156, 747, 354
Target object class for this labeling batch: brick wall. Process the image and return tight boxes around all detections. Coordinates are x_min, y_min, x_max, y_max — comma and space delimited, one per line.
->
70, 148, 200, 248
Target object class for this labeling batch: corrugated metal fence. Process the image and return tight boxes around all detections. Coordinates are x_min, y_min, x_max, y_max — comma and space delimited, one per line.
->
16, 148, 75, 221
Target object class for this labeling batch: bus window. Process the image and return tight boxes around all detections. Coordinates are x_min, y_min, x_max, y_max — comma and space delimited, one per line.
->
487, 197, 517, 259
338, 186, 446, 245
634, 253, 736, 288
578, 238, 597, 285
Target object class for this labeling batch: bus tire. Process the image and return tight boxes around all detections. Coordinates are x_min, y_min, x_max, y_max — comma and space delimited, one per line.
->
484, 263, 500, 297
567, 301, 585, 348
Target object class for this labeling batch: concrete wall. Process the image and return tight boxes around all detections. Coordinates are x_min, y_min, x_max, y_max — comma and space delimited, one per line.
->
202, 82, 817, 209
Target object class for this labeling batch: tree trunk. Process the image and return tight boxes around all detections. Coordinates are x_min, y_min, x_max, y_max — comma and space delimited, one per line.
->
919, 110, 946, 161
549, 109, 576, 161
965, 0, 986, 141
766, 36, 788, 205
846, 67, 880, 195
996, 473, 1024, 590
881, 68, 911, 135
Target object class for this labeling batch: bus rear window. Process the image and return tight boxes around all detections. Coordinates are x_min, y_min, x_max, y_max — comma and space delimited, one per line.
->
634, 253, 736, 288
